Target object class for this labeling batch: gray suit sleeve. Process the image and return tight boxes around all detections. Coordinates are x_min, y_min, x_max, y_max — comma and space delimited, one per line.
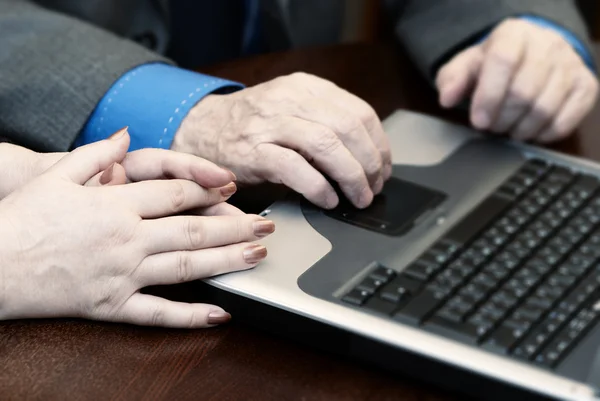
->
390, 0, 592, 80
0, 0, 172, 151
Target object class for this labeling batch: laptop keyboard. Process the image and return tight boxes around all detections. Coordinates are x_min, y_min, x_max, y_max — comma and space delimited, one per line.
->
341, 158, 600, 369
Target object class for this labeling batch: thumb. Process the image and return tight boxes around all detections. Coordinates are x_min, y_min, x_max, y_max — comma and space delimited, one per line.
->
436, 46, 484, 108
47, 127, 130, 184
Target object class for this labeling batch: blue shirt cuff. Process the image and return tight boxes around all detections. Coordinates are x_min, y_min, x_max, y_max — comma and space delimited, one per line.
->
75, 63, 244, 151
478, 16, 596, 74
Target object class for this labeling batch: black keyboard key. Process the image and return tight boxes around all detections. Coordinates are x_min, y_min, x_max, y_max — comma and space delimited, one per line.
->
432, 238, 461, 257
394, 287, 445, 325
363, 296, 398, 315
356, 277, 385, 294
511, 305, 545, 323
511, 172, 537, 188
370, 266, 397, 282
499, 182, 526, 198
572, 174, 600, 195
342, 289, 370, 306
484, 323, 528, 354
522, 158, 550, 178
513, 326, 550, 360
546, 165, 575, 184
435, 306, 464, 324
480, 261, 511, 282
384, 275, 422, 295
489, 290, 519, 310
458, 283, 487, 305
379, 283, 411, 304
444, 195, 513, 245
535, 304, 600, 367
425, 316, 483, 343
402, 259, 439, 281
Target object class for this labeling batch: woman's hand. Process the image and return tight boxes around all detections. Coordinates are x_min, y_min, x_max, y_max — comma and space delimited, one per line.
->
0, 130, 274, 327
0, 128, 239, 206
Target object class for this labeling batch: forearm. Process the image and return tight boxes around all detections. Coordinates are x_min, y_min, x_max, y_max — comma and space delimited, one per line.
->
0, 0, 170, 152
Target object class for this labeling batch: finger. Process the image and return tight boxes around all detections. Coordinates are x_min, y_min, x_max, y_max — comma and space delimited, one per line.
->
109, 179, 237, 218
85, 163, 128, 186
122, 148, 235, 188
471, 31, 526, 130
115, 293, 232, 328
136, 242, 266, 287
46, 127, 130, 184
269, 117, 373, 208
255, 143, 339, 209
140, 214, 274, 254
318, 85, 392, 185
193, 202, 245, 216
538, 71, 599, 143
511, 67, 572, 141
436, 46, 484, 108
490, 52, 551, 134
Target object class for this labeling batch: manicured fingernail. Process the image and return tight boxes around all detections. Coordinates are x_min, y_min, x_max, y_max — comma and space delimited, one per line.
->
472, 111, 490, 129
223, 168, 237, 181
253, 220, 275, 237
99, 163, 115, 185
109, 127, 128, 140
243, 244, 268, 264
207, 311, 231, 325
220, 182, 237, 197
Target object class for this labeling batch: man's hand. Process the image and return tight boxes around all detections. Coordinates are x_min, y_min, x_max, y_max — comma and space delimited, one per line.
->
436, 18, 599, 143
171, 72, 392, 210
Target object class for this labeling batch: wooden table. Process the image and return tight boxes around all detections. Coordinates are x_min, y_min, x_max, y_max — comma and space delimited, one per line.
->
2, 43, 600, 401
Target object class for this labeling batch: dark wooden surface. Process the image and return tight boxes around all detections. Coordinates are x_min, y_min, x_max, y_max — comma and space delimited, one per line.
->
2, 43, 600, 401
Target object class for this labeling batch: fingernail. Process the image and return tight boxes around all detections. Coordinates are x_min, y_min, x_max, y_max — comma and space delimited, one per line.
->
325, 192, 339, 210
220, 182, 237, 197
109, 127, 128, 140
207, 311, 231, 325
99, 163, 115, 185
223, 168, 237, 181
358, 188, 374, 209
373, 176, 384, 195
243, 244, 268, 264
253, 219, 275, 237
472, 111, 490, 129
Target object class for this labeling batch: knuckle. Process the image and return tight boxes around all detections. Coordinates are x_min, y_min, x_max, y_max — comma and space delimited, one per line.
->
184, 219, 206, 249
169, 181, 187, 211
149, 304, 165, 326
337, 117, 363, 136
366, 156, 383, 176
304, 179, 331, 200
175, 251, 194, 283
313, 132, 342, 155
489, 49, 520, 70
508, 84, 537, 105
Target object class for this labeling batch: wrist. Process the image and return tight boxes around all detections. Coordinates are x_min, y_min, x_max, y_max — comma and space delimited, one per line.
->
171, 94, 225, 163
0, 143, 41, 199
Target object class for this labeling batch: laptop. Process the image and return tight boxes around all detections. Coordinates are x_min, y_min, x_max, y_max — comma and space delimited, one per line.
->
201, 110, 600, 401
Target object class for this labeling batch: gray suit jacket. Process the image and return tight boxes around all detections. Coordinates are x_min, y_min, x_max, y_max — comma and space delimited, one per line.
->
0, 0, 591, 152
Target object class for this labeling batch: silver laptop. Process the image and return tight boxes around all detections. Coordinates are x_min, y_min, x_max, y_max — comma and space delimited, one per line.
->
203, 110, 600, 401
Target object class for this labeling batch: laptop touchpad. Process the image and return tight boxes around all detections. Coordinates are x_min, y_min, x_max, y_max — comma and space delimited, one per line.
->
324, 177, 446, 236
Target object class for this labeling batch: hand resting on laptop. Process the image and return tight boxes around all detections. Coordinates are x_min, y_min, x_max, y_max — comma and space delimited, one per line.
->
0, 128, 275, 328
